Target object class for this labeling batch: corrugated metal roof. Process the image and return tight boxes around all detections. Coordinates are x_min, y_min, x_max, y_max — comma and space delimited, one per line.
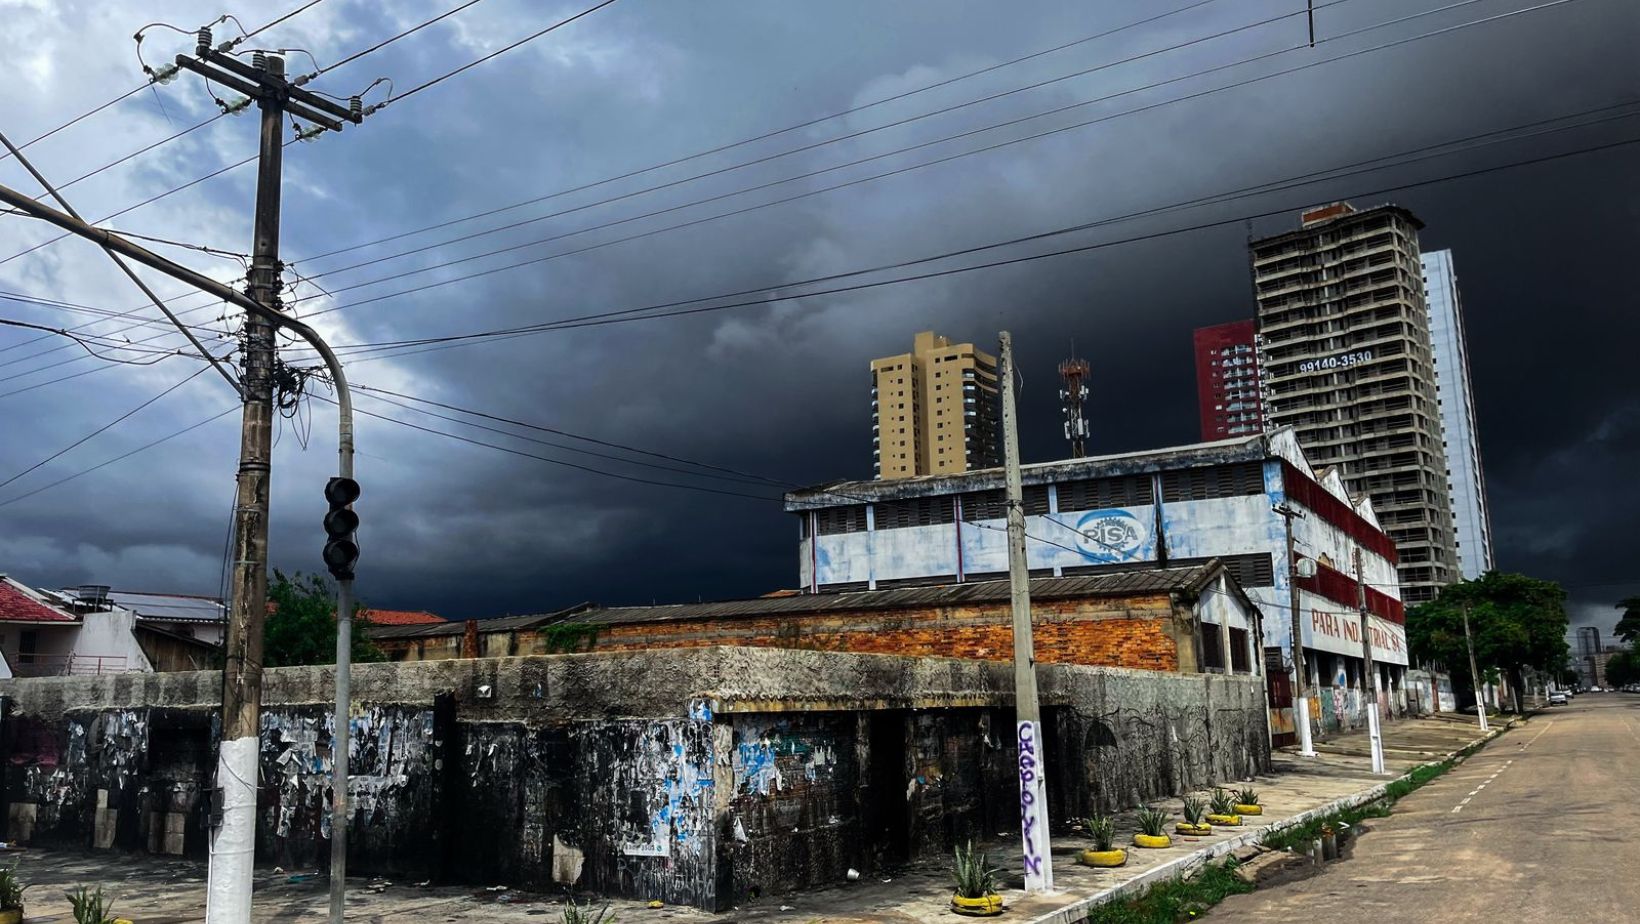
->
107, 591, 226, 624
785, 432, 1273, 509
366, 606, 589, 640
566, 565, 1219, 627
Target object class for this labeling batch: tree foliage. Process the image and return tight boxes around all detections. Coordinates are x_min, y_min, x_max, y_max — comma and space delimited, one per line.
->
1614, 597, 1640, 645
1407, 572, 1571, 688
1606, 650, 1639, 689
264, 570, 386, 668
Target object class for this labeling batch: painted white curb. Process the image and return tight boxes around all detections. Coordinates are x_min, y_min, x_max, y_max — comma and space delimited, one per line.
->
1021, 724, 1507, 924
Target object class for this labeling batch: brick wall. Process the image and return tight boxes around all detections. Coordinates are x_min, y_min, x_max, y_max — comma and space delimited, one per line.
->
582, 595, 1193, 672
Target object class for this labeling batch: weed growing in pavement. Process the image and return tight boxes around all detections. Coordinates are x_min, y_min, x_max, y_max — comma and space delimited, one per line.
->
1082, 858, 1253, 924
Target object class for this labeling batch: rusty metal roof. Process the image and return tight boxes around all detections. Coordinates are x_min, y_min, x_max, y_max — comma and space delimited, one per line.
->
785, 432, 1271, 509
564, 564, 1221, 627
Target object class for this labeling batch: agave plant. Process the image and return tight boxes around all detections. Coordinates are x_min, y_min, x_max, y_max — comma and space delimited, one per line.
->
562, 898, 615, 924
1083, 813, 1116, 852
1235, 786, 1261, 807
66, 886, 116, 924
1181, 795, 1207, 826
0, 862, 25, 911
1209, 787, 1236, 816
1136, 805, 1170, 837
951, 841, 1003, 899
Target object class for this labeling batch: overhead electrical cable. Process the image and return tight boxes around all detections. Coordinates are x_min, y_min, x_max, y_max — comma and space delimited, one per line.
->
0, 405, 238, 509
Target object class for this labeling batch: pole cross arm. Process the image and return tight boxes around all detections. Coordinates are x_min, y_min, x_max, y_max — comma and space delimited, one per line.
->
0, 179, 354, 465
174, 56, 346, 132
198, 49, 362, 124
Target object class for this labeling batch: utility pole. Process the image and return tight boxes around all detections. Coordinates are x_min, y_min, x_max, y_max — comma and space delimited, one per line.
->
1462, 603, 1488, 732
1000, 332, 1052, 894
171, 32, 364, 924
1353, 549, 1385, 774
1274, 503, 1316, 756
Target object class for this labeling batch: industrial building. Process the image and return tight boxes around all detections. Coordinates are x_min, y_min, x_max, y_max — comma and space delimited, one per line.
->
870, 330, 1000, 479
1251, 201, 1459, 604
785, 427, 1409, 740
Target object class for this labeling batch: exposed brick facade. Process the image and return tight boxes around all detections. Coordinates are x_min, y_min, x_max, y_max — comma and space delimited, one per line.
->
381, 594, 1200, 673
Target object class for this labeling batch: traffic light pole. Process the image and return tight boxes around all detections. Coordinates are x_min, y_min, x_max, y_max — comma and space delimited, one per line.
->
0, 43, 359, 922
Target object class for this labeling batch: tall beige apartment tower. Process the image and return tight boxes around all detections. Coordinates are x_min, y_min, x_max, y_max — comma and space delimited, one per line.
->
871, 331, 1001, 480
1252, 202, 1459, 603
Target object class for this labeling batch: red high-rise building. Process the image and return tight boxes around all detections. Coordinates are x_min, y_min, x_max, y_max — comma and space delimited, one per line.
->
1193, 320, 1265, 441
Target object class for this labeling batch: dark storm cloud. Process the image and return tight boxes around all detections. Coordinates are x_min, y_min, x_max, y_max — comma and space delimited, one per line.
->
0, 0, 1635, 627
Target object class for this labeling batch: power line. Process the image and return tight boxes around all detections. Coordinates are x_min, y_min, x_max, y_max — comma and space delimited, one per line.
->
318, 123, 1640, 364
373, 0, 623, 107
278, 0, 1587, 312
309, 0, 487, 76
289, 0, 1351, 289
0, 315, 202, 366
354, 388, 786, 487
294, 0, 1228, 264
240, 0, 329, 42
352, 383, 793, 487
0, 84, 149, 163
0, 365, 210, 491
0, 405, 238, 509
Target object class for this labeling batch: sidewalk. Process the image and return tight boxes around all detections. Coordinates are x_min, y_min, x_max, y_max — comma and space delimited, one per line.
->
5, 714, 1505, 923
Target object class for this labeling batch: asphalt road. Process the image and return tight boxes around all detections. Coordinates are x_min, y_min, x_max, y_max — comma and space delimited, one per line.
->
1212, 694, 1640, 922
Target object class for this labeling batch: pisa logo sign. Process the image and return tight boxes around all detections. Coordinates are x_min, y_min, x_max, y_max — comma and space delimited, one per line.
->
1067, 508, 1150, 563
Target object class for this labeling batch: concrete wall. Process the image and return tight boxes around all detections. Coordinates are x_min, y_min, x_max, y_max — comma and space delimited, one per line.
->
0, 649, 1268, 910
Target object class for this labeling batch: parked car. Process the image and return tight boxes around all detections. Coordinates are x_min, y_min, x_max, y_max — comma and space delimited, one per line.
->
1548, 691, 1569, 705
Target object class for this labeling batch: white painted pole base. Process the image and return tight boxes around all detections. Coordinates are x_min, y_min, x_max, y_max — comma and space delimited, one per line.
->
205, 736, 260, 923
1366, 703, 1385, 774
1295, 695, 1317, 757
1015, 720, 1054, 894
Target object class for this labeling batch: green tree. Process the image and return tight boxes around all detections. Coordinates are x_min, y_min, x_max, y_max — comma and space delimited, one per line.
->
1606, 650, 1639, 689
1407, 572, 1571, 713
264, 570, 386, 668
1614, 597, 1640, 645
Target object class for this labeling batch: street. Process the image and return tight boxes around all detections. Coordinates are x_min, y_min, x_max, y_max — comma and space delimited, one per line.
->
1213, 695, 1640, 922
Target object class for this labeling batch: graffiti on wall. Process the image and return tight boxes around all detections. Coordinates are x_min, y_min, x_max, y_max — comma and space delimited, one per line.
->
1015, 721, 1051, 890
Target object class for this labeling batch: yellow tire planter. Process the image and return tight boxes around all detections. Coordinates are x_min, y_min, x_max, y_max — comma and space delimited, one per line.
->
1175, 822, 1213, 836
1205, 813, 1242, 826
951, 893, 1005, 916
1079, 848, 1129, 868
1234, 804, 1263, 816
0, 909, 21, 924
1132, 833, 1172, 849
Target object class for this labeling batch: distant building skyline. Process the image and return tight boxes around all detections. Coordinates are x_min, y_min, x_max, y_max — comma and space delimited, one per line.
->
1423, 249, 1495, 580
1192, 319, 1267, 441
870, 330, 1000, 480
1252, 201, 1460, 604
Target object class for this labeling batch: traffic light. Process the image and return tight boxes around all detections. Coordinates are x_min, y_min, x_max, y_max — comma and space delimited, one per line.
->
322, 476, 360, 580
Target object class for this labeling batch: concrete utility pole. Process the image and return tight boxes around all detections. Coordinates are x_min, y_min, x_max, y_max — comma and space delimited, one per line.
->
1274, 503, 1316, 756
1353, 549, 1385, 774
171, 36, 364, 924
1462, 603, 1489, 732
999, 331, 1052, 894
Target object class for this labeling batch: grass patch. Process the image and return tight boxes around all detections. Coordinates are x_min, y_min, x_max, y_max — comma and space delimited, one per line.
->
1083, 859, 1252, 924
1083, 749, 1480, 923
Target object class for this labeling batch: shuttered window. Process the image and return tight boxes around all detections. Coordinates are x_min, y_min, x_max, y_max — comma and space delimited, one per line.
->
875, 496, 956, 529
1159, 461, 1265, 503
1056, 474, 1153, 511
813, 505, 868, 535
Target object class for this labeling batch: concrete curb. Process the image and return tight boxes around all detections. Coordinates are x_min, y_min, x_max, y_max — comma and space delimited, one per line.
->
1021, 722, 1510, 924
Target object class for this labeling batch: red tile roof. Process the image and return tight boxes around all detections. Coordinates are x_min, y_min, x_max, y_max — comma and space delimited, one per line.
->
359, 608, 445, 626
0, 578, 79, 623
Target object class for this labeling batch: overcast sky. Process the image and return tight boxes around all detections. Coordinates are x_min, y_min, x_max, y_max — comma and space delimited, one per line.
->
0, 0, 1634, 639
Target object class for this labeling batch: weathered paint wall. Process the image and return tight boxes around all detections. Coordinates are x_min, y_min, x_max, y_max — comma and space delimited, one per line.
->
0, 650, 1270, 911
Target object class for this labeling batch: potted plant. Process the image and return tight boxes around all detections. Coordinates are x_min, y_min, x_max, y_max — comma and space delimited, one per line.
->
1078, 813, 1127, 868
1234, 786, 1263, 816
1206, 788, 1242, 827
1132, 805, 1172, 849
66, 885, 128, 924
950, 840, 1004, 916
0, 863, 26, 924
1175, 795, 1213, 837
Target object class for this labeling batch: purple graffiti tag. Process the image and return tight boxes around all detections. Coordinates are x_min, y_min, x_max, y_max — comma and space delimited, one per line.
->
1016, 721, 1046, 882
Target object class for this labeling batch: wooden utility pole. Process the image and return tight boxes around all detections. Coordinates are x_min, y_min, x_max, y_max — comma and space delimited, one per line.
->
999, 332, 1052, 894
173, 38, 363, 924
1353, 548, 1385, 774
1275, 503, 1315, 756
1462, 603, 1489, 732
